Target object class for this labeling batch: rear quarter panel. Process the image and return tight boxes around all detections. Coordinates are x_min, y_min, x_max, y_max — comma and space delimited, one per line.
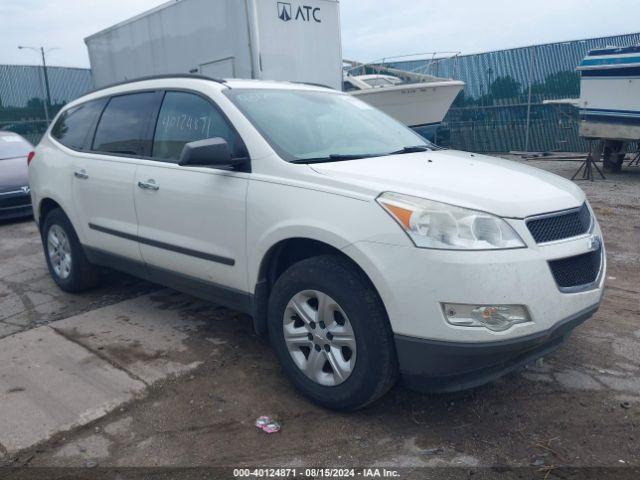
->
29, 136, 81, 236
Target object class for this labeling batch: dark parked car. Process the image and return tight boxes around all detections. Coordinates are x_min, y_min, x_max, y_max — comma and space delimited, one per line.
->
0, 131, 34, 220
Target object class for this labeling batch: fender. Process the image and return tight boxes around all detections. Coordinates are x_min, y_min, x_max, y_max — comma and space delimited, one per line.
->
248, 221, 355, 292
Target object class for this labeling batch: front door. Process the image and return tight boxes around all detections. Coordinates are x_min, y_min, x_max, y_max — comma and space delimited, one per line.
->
134, 91, 250, 293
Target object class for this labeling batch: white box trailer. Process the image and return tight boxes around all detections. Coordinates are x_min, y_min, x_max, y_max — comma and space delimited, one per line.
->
85, 0, 342, 90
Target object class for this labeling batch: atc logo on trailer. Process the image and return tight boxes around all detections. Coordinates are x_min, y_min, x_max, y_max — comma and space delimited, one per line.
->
277, 2, 321, 22
277, 2, 292, 21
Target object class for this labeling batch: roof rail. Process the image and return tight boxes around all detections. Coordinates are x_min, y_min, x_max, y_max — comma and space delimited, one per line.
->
86, 73, 228, 95
289, 81, 335, 90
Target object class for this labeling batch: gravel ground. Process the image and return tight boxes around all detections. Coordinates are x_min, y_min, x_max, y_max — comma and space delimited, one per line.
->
1, 158, 638, 475
0, 218, 156, 339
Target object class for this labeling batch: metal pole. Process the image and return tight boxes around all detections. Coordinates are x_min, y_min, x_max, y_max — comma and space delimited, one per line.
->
40, 47, 52, 125
524, 46, 535, 152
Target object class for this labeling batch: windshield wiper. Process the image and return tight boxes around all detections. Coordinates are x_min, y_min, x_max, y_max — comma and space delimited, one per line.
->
290, 146, 432, 164
290, 153, 385, 164
388, 145, 431, 154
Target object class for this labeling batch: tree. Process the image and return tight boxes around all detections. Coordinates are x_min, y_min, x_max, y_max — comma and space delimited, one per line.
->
531, 71, 580, 98
488, 75, 521, 100
452, 90, 471, 107
26, 97, 45, 109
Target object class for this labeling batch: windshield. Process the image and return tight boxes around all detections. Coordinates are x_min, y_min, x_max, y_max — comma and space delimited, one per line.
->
224, 89, 429, 162
363, 77, 397, 87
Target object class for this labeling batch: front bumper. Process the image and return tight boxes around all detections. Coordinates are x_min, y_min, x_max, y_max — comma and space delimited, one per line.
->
341, 210, 605, 391
0, 190, 32, 220
395, 303, 598, 392
342, 216, 605, 342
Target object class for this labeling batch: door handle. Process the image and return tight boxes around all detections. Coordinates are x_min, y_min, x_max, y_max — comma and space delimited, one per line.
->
74, 169, 89, 179
137, 179, 159, 191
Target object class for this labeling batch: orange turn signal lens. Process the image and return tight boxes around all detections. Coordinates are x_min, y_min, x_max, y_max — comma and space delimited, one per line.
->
380, 202, 413, 229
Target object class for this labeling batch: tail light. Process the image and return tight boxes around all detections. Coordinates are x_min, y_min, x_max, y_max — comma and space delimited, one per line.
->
27, 151, 35, 165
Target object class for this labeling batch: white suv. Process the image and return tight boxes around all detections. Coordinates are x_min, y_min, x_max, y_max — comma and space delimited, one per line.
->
29, 76, 605, 410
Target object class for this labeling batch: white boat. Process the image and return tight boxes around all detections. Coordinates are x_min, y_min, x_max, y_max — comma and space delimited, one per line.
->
343, 58, 465, 128
577, 44, 640, 140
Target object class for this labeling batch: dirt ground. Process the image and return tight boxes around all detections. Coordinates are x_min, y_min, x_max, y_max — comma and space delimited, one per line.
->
1, 157, 639, 477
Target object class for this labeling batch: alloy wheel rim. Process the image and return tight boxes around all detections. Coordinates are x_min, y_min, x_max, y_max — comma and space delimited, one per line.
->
283, 290, 357, 386
47, 225, 72, 279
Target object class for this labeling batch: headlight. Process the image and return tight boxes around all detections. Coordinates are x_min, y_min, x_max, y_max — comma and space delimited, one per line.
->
377, 192, 525, 250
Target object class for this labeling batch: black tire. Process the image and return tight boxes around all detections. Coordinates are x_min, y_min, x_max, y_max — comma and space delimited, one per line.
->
603, 140, 624, 173
268, 254, 398, 410
603, 157, 623, 173
41, 208, 100, 292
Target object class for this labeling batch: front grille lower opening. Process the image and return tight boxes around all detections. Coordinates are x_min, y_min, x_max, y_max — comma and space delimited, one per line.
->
0, 194, 31, 209
548, 246, 602, 289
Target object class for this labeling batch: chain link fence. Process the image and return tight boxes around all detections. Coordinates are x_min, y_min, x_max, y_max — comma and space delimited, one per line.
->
0, 65, 92, 145
386, 32, 640, 153
2, 32, 640, 152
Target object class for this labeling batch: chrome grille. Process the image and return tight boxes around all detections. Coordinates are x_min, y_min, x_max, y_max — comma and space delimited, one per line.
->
526, 203, 591, 244
0, 191, 31, 208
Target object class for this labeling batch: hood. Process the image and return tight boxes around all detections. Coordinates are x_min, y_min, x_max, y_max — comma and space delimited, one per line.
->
311, 150, 585, 218
0, 156, 29, 193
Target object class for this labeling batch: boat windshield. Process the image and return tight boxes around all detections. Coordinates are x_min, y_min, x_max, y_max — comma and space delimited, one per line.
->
362, 77, 398, 87
224, 89, 430, 163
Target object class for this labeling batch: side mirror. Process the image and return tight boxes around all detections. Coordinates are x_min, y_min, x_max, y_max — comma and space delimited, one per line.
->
178, 137, 246, 168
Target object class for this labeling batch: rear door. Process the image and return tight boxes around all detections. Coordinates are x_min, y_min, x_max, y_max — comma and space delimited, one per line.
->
70, 91, 162, 261
134, 90, 249, 293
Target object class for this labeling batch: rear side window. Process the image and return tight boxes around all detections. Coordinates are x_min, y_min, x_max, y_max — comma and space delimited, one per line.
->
92, 92, 157, 156
51, 99, 106, 150
152, 91, 243, 162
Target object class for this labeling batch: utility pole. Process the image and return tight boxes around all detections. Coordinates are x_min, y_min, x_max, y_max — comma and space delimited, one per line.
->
18, 45, 58, 125
524, 46, 536, 152
40, 47, 52, 123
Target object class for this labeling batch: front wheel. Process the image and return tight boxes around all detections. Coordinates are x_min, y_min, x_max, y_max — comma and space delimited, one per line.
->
268, 254, 398, 410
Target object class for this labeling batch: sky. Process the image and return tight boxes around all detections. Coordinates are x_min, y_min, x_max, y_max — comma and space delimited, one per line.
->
0, 0, 638, 68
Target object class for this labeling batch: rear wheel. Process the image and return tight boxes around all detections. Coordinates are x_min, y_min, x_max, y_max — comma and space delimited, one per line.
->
268, 254, 397, 410
42, 208, 99, 292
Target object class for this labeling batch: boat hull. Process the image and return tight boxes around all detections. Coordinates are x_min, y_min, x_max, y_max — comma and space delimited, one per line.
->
580, 77, 640, 123
578, 47, 640, 139
349, 81, 464, 127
